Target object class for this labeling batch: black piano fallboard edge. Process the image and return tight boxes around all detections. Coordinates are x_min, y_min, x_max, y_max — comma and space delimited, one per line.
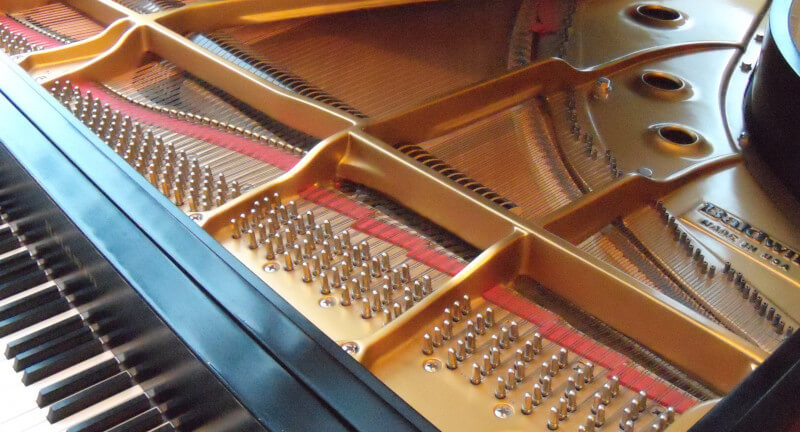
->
0, 55, 436, 431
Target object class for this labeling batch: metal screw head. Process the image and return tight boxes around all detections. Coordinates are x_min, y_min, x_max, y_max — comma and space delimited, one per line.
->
263, 262, 280, 273
318, 296, 335, 308
189, 213, 203, 221
493, 403, 514, 419
592, 77, 613, 100
423, 359, 442, 373
738, 131, 751, 147
637, 167, 653, 177
341, 342, 359, 354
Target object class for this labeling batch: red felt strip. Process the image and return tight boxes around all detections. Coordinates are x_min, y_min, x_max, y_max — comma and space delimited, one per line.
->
299, 186, 373, 220
406, 248, 465, 276
79, 82, 302, 171
299, 186, 467, 276
483, 285, 698, 412
351, 217, 427, 251
483, 285, 559, 325
0, 15, 63, 49
300, 186, 336, 206
609, 365, 698, 413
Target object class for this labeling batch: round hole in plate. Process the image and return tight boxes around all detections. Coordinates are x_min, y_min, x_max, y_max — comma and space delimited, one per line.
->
635, 4, 682, 21
642, 72, 685, 91
657, 125, 699, 146
631, 4, 685, 27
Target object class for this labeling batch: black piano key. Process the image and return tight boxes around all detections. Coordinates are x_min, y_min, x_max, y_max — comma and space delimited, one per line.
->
0, 297, 70, 337
0, 233, 20, 254
48, 371, 132, 423
66, 393, 151, 432
147, 423, 176, 432
0, 254, 37, 279
0, 267, 48, 299
37, 357, 119, 407
22, 338, 103, 384
104, 407, 163, 432
0, 283, 60, 321
5, 313, 82, 358
14, 326, 94, 371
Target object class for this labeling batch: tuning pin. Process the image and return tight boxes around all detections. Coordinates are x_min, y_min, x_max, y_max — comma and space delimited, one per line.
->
595, 405, 606, 427
490, 347, 501, 368
481, 354, 492, 375
515, 361, 526, 382
495, 377, 506, 399
465, 332, 476, 353
318, 272, 331, 294
421, 333, 434, 355
522, 393, 534, 414
432, 327, 443, 347
412, 280, 423, 301
584, 416, 596, 432
422, 275, 432, 295
558, 396, 568, 420
638, 390, 647, 412
541, 375, 552, 396
622, 420, 634, 432
600, 384, 612, 404
500, 326, 510, 348
558, 348, 568, 369
584, 362, 594, 382
359, 298, 372, 319
620, 408, 632, 428
547, 406, 559, 430
455, 340, 466, 361
370, 289, 381, 312
532, 383, 543, 406
505, 368, 516, 390
301, 261, 313, 283
540, 362, 551, 381
610, 375, 620, 397
485, 307, 495, 327
400, 264, 411, 283
591, 392, 603, 413
532, 332, 543, 353
549, 355, 559, 376
283, 252, 294, 271
471, 314, 484, 335
341, 286, 352, 306
470, 363, 481, 384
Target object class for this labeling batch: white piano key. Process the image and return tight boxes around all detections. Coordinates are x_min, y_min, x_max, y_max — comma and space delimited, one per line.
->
0, 310, 84, 423
16, 384, 146, 432
0, 280, 58, 310
0, 245, 29, 263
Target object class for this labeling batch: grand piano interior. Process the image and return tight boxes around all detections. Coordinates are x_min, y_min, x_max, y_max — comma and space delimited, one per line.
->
0, 0, 798, 431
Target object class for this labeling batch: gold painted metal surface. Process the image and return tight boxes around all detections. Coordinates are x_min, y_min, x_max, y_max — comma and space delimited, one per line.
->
564, 0, 769, 68
0, 0, 795, 430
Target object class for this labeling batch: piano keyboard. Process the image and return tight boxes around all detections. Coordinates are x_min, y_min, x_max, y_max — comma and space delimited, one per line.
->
0, 222, 173, 432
